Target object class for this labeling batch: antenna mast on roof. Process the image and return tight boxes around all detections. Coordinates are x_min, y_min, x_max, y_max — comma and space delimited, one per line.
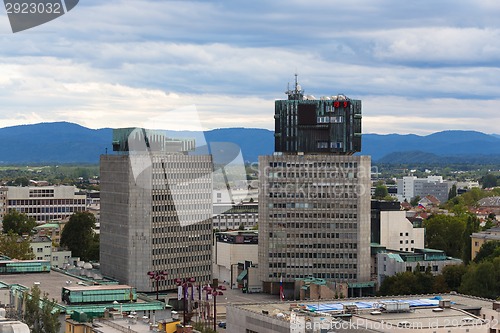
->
286, 73, 304, 100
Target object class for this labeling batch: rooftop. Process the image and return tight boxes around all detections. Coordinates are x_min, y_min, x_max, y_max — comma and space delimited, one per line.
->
0, 270, 166, 315
230, 293, 497, 329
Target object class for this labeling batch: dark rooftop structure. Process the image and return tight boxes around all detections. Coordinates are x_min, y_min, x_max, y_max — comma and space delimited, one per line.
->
274, 75, 362, 155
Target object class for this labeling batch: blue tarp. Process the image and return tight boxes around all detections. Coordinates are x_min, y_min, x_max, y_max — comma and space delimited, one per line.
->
305, 298, 440, 312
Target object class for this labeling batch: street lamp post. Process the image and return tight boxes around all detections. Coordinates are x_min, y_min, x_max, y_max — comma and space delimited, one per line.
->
204, 284, 226, 331
147, 270, 168, 300
175, 277, 196, 327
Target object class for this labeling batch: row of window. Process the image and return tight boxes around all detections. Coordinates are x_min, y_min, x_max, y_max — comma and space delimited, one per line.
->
151, 203, 211, 212
269, 222, 358, 230
151, 223, 212, 233
151, 254, 211, 266
151, 162, 211, 169
268, 162, 358, 169
317, 116, 344, 124
270, 272, 357, 280
269, 212, 359, 219
152, 244, 210, 255
152, 235, 212, 245
14, 206, 82, 213
269, 252, 357, 259
8, 199, 85, 205
270, 262, 357, 269
268, 171, 357, 179
270, 232, 357, 240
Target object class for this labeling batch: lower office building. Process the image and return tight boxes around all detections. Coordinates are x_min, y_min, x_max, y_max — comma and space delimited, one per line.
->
227, 294, 500, 333
258, 154, 372, 295
0, 186, 86, 223
213, 202, 258, 230
100, 132, 213, 292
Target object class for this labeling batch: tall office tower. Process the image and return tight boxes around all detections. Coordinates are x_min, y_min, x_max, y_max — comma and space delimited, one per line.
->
100, 128, 213, 292
259, 77, 371, 295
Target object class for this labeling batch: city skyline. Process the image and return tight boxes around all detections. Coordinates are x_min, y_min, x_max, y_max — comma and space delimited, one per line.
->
1, 1, 500, 134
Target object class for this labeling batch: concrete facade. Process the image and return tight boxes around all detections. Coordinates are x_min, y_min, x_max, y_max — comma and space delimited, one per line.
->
1, 186, 86, 223
397, 176, 455, 203
379, 210, 425, 252
100, 153, 213, 292
213, 202, 258, 231
213, 231, 258, 289
30, 235, 52, 261
258, 155, 372, 288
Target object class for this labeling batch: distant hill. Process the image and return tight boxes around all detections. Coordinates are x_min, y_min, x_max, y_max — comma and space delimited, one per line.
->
0, 122, 112, 164
0, 122, 499, 164
363, 130, 500, 161
377, 151, 500, 165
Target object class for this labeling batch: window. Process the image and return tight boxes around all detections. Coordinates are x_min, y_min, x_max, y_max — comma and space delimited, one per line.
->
316, 141, 329, 149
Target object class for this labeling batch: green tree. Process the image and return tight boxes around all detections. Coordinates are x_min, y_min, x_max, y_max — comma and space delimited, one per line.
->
473, 241, 500, 263
14, 176, 29, 186
238, 223, 245, 230
482, 173, 498, 189
432, 274, 449, 293
424, 214, 466, 258
448, 184, 457, 200
23, 285, 61, 333
410, 195, 421, 207
0, 232, 35, 260
460, 258, 500, 299
60, 211, 97, 261
379, 268, 438, 296
374, 184, 389, 199
462, 214, 480, 264
2, 210, 37, 235
379, 272, 419, 296
87, 234, 100, 261
441, 264, 467, 291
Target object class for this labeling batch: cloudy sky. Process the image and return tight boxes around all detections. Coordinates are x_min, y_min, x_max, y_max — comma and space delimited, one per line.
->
1, 0, 500, 134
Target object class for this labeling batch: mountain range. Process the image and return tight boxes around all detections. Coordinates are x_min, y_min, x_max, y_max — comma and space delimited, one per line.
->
0, 122, 499, 165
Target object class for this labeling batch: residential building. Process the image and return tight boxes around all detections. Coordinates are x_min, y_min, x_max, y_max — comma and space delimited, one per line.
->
259, 77, 371, 297
213, 230, 259, 290
418, 194, 441, 208
50, 248, 73, 268
1, 186, 86, 223
477, 196, 500, 216
28, 235, 72, 267
30, 235, 52, 261
100, 128, 213, 292
376, 248, 462, 286
471, 226, 500, 260
33, 222, 65, 246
